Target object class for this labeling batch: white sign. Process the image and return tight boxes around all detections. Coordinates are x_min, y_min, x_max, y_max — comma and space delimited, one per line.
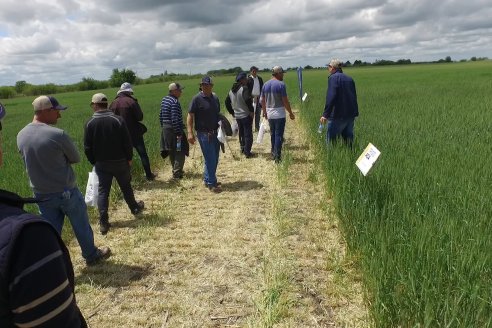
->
302, 92, 308, 102
356, 143, 381, 176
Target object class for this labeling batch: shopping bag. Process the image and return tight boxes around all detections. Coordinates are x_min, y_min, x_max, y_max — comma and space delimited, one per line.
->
84, 167, 99, 207
257, 119, 267, 144
217, 121, 227, 144
231, 119, 239, 137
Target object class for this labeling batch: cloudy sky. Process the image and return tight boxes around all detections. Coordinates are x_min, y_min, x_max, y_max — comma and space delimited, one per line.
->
0, 0, 491, 86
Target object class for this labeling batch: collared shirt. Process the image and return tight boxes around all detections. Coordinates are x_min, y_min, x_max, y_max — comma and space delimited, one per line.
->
251, 76, 261, 96
188, 92, 220, 132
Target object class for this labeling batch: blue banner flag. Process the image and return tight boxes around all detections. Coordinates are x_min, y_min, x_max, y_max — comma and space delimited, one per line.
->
297, 66, 303, 100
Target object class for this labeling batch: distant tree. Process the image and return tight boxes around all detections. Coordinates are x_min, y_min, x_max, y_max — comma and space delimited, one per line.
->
344, 61, 352, 67
470, 56, 477, 61
110, 68, 137, 87
304, 65, 313, 69
396, 59, 412, 65
15, 80, 27, 94
445, 56, 452, 62
353, 60, 362, 66
0, 86, 16, 99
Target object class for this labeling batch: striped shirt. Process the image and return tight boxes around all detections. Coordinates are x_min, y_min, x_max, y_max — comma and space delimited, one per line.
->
160, 94, 184, 135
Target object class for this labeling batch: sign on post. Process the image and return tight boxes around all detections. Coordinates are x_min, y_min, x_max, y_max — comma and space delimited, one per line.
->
356, 143, 381, 176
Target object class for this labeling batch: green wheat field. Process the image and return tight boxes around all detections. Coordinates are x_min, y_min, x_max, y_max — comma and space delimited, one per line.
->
1, 61, 491, 327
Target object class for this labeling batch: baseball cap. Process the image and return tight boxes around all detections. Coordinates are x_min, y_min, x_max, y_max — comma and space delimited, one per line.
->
169, 82, 184, 91
200, 76, 213, 85
117, 82, 133, 95
32, 96, 68, 111
272, 66, 285, 74
91, 93, 108, 104
235, 72, 247, 82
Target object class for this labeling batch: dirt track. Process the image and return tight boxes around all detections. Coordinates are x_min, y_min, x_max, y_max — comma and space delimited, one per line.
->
71, 114, 368, 327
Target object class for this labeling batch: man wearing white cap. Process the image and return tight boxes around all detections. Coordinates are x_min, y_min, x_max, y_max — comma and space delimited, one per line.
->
320, 59, 359, 146
84, 93, 144, 235
17, 95, 110, 265
260, 66, 295, 163
159, 83, 188, 179
110, 82, 156, 181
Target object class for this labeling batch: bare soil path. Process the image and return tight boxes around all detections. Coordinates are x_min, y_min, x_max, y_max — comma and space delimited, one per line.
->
70, 113, 368, 327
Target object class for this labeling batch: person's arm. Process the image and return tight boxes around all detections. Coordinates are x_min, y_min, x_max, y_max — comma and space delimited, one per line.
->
282, 96, 295, 120
9, 222, 86, 327
225, 94, 234, 117
170, 101, 183, 136
82, 123, 95, 165
132, 99, 144, 122
60, 132, 81, 164
186, 113, 195, 145
322, 75, 337, 120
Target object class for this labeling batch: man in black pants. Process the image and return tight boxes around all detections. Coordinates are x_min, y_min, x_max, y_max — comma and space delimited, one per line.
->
84, 93, 144, 235
247, 66, 264, 131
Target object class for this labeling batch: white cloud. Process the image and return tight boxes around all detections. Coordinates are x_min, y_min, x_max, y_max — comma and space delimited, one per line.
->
0, 0, 491, 85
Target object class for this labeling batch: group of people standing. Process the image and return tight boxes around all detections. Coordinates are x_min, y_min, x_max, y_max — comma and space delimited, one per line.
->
0, 59, 359, 326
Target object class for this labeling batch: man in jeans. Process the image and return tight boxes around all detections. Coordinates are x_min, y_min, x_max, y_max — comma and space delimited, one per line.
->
187, 76, 222, 193
84, 93, 144, 234
320, 58, 359, 146
261, 66, 295, 163
17, 95, 110, 265
110, 82, 156, 181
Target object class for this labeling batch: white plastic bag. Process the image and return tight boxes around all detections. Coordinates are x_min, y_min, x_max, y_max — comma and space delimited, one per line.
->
257, 119, 267, 144
217, 121, 227, 144
84, 167, 99, 207
231, 119, 239, 137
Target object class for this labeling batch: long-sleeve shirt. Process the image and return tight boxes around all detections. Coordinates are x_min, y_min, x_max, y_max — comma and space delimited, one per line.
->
322, 70, 359, 120
17, 123, 80, 194
160, 94, 185, 135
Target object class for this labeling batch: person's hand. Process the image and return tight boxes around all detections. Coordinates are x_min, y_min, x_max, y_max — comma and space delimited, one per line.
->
262, 111, 268, 119
187, 134, 195, 145
320, 116, 327, 124
249, 112, 254, 118
289, 112, 295, 120
128, 160, 132, 166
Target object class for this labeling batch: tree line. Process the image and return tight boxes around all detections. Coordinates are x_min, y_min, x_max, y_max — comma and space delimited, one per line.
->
1, 56, 488, 99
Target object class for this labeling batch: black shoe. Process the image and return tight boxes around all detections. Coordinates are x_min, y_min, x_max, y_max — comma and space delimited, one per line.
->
245, 152, 257, 158
131, 201, 145, 215
99, 220, 111, 235
86, 246, 111, 266
208, 185, 222, 193
146, 173, 157, 181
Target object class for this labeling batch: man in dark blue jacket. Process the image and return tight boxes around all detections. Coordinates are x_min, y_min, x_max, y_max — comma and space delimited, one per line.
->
320, 59, 359, 146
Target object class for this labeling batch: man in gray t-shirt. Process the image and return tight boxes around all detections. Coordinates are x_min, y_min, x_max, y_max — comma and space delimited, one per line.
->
17, 95, 110, 266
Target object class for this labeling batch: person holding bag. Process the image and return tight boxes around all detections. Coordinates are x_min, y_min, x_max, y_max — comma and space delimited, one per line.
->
84, 93, 144, 235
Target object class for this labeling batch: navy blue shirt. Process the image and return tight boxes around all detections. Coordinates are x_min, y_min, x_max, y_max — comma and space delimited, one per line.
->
322, 70, 359, 120
188, 92, 220, 132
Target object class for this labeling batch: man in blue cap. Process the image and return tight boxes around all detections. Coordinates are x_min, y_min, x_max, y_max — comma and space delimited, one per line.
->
187, 76, 222, 193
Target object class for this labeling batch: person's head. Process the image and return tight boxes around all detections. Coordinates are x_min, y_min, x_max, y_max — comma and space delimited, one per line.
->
168, 82, 184, 98
90, 93, 108, 111
272, 66, 285, 81
235, 72, 248, 85
117, 82, 134, 95
32, 95, 68, 125
327, 59, 342, 74
250, 66, 258, 77
200, 76, 214, 95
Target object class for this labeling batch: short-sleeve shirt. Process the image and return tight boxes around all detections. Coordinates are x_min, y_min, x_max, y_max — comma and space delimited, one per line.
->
188, 92, 220, 132
261, 79, 287, 119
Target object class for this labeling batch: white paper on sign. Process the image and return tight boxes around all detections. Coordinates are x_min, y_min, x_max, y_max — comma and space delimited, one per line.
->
302, 93, 308, 102
356, 143, 381, 176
